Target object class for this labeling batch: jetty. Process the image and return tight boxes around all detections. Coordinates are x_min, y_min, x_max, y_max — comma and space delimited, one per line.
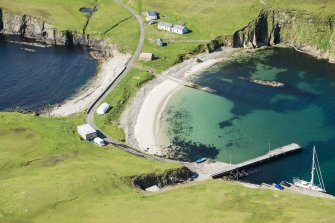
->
185, 143, 302, 180
211, 143, 302, 178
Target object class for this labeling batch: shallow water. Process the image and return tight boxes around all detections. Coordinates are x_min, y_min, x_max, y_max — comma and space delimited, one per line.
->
160, 47, 335, 194
0, 35, 97, 111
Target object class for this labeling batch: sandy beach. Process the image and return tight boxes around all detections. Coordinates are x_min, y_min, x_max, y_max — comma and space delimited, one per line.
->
121, 47, 238, 156
50, 51, 130, 116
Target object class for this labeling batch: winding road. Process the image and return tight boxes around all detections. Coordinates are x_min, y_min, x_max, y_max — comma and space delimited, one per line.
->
86, 0, 178, 162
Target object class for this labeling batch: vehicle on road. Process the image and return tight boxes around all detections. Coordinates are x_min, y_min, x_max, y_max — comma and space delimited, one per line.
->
93, 137, 105, 147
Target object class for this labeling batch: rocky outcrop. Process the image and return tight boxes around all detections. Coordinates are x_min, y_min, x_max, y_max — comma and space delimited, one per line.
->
233, 9, 335, 63
0, 8, 114, 58
132, 167, 192, 190
177, 9, 335, 63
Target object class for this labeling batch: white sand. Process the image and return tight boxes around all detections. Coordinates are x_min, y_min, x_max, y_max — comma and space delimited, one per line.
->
128, 47, 238, 156
49, 51, 130, 116
134, 79, 182, 155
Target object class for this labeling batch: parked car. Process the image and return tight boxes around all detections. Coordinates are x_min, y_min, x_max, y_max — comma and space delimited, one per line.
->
93, 137, 105, 147
149, 20, 157, 25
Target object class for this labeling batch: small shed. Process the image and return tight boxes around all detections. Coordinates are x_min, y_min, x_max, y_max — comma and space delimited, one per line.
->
156, 38, 164, 47
146, 10, 158, 21
140, 52, 154, 61
158, 22, 173, 31
172, 25, 188, 34
77, 124, 97, 141
97, 102, 109, 115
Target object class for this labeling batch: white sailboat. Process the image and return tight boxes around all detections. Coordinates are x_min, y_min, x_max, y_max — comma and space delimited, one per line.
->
293, 146, 326, 193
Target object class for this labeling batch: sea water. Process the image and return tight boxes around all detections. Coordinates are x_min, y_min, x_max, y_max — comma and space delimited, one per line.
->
160, 47, 335, 194
0, 35, 97, 110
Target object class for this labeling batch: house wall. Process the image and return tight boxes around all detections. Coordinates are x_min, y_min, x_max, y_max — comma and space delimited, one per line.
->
86, 132, 97, 141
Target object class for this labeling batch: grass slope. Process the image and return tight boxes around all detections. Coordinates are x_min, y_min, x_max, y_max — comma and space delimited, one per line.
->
1, 1, 335, 222
1, 114, 335, 223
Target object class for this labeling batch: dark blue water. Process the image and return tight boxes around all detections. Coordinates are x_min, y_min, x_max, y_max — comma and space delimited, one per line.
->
161, 47, 335, 194
0, 35, 97, 110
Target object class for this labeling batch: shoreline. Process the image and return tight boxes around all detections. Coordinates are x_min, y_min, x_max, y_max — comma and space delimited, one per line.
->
121, 47, 239, 157
49, 51, 130, 116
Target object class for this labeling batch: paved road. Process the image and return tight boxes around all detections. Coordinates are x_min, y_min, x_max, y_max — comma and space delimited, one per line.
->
85, 0, 178, 163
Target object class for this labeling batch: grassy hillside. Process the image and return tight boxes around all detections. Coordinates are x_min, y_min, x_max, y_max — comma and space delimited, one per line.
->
1, 114, 335, 223
1, 1, 335, 222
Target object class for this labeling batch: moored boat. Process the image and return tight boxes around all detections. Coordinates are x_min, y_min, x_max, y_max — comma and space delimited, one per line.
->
293, 146, 326, 193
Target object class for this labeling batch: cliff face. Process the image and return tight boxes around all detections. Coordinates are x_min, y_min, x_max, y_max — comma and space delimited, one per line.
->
0, 8, 114, 58
233, 9, 335, 63
132, 167, 192, 190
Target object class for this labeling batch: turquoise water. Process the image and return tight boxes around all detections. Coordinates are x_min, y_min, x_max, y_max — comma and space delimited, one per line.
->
160, 47, 335, 193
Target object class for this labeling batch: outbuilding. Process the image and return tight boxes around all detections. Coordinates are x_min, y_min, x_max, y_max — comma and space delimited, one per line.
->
77, 124, 97, 141
146, 10, 158, 21
158, 22, 173, 31
156, 38, 164, 47
139, 52, 154, 61
172, 25, 189, 34
97, 102, 109, 115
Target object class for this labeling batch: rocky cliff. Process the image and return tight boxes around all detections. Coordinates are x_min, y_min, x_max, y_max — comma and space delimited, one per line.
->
0, 8, 114, 58
233, 9, 335, 63
132, 167, 192, 190
177, 9, 335, 63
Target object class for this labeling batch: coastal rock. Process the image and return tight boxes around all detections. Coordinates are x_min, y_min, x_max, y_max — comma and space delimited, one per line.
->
132, 167, 192, 190
0, 8, 114, 59
233, 9, 335, 63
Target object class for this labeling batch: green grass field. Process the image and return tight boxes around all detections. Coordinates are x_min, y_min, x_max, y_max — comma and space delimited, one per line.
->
94, 68, 154, 141
1, 1, 335, 222
1, 114, 335, 223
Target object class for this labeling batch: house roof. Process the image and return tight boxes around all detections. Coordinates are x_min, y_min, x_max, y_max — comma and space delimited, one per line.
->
77, 124, 96, 135
146, 10, 157, 17
140, 52, 154, 59
173, 25, 187, 31
158, 22, 173, 28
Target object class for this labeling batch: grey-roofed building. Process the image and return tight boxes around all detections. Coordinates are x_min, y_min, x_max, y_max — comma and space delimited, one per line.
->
77, 124, 97, 141
172, 25, 189, 34
156, 38, 164, 47
146, 10, 158, 21
158, 22, 173, 31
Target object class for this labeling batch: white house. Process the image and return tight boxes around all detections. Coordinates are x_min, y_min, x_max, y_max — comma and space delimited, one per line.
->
172, 25, 189, 34
158, 22, 173, 31
77, 124, 97, 141
97, 102, 109, 115
146, 10, 158, 21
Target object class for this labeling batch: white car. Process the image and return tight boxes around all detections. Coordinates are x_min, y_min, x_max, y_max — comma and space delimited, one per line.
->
93, 137, 105, 147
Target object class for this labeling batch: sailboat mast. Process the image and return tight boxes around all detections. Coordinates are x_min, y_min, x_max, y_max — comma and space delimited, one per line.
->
310, 146, 315, 185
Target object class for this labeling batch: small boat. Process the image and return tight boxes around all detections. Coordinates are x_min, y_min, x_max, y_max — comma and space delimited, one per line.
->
274, 183, 284, 190
195, 158, 207, 164
293, 146, 326, 193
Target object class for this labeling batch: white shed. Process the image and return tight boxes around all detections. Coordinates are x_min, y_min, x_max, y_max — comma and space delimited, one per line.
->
97, 102, 109, 115
77, 124, 97, 141
172, 25, 188, 34
140, 52, 154, 61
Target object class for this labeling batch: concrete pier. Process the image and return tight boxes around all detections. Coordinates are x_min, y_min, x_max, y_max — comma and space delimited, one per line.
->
210, 143, 302, 179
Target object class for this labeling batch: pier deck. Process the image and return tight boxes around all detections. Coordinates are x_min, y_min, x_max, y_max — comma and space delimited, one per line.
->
210, 143, 302, 178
